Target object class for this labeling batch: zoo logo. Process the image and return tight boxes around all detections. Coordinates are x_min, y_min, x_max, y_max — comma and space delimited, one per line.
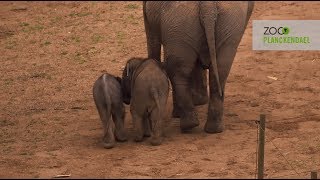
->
264, 26, 290, 35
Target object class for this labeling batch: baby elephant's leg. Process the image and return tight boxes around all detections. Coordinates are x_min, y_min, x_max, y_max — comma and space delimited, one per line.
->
143, 114, 151, 137
112, 104, 127, 142
150, 107, 163, 146
131, 109, 144, 142
96, 105, 115, 149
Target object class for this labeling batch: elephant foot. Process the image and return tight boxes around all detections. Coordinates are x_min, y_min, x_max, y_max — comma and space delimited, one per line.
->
205, 96, 225, 133
150, 137, 162, 146
134, 134, 144, 142
180, 111, 199, 132
205, 107, 224, 134
103, 141, 115, 149
115, 130, 127, 142
103, 133, 116, 148
204, 121, 224, 134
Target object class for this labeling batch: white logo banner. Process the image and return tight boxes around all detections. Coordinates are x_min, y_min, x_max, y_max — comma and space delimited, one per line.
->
252, 20, 320, 50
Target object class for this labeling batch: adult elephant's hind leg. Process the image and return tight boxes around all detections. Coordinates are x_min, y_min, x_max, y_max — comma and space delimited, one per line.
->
205, 68, 225, 134
173, 81, 200, 132
190, 60, 208, 106
171, 83, 182, 118
166, 54, 200, 132
205, 40, 241, 134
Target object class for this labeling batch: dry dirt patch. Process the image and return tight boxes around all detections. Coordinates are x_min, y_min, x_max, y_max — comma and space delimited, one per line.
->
0, 1, 319, 178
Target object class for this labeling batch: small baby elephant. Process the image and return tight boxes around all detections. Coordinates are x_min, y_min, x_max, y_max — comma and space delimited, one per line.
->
92, 73, 127, 149
122, 57, 169, 146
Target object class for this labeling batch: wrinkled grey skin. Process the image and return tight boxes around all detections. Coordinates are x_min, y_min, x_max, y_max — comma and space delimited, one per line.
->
122, 57, 169, 146
93, 73, 127, 149
143, 1, 254, 133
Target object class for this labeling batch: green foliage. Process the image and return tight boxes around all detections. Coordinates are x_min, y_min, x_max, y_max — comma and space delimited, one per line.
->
19, 22, 29, 27
69, 12, 92, 18
91, 34, 103, 44
126, 4, 139, 9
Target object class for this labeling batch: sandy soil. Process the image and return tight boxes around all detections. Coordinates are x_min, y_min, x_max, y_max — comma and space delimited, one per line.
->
0, 1, 319, 178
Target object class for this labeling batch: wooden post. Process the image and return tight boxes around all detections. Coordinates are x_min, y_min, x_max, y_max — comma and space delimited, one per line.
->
311, 171, 317, 179
258, 114, 266, 179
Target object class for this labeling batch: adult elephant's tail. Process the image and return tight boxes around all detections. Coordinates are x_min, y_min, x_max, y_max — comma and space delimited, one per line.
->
199, 1, 222, 97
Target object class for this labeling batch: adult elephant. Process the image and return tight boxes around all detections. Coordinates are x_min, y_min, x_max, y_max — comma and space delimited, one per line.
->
143, 1, 254, 133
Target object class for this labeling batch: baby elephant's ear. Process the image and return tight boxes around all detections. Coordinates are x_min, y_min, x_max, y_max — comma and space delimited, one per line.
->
115, 76, 122, 84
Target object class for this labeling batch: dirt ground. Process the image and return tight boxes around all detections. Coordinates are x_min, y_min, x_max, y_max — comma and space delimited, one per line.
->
1, 1, 320, 179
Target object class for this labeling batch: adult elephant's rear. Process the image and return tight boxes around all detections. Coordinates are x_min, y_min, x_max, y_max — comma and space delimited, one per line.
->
143, 1, 254, 133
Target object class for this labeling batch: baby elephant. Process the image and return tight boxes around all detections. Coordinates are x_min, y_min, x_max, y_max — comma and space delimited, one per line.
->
93, 73, 127, 149
122, 57, 169, 146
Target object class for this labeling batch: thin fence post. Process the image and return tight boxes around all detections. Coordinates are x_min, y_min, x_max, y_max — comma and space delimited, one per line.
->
258, 114, 266, 179
311, 171, 317, 179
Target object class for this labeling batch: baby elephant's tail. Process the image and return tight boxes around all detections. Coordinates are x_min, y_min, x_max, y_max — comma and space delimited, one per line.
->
150, 86, 161, 117
101, 74, 113, 116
